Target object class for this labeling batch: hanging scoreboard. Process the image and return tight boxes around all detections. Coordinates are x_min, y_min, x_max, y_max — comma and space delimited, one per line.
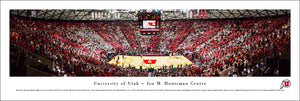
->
138, 10, 161, 35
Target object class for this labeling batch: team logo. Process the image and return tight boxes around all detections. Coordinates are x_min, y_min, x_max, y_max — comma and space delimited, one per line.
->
143, 59, 157, 64
143, 20, 156, 28
280, 79, 291, 89
148, 22, 156, 26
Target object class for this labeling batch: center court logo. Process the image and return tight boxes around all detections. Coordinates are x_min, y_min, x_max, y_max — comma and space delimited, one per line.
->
143, 59, 157, 64
280, 79, 291, 89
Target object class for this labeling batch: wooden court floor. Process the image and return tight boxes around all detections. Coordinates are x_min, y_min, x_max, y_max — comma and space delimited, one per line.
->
108, 55, 193, 69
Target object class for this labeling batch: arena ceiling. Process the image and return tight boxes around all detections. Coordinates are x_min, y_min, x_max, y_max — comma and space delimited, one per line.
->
10, 9, 290, 21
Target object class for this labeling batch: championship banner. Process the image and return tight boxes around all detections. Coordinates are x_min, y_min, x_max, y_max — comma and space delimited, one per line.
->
193, 10, 196, 18
200, 10, 203, 17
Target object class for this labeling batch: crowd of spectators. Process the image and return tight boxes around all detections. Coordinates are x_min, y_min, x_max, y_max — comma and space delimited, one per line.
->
159, 20, 195, 52
10, 15, 290, 77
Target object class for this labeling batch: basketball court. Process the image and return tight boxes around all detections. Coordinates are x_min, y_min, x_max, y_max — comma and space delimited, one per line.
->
108, 55, 193, 69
